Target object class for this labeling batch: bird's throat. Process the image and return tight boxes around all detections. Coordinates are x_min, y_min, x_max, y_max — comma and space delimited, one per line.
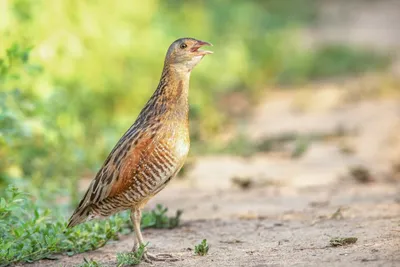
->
154, 65, 191, 121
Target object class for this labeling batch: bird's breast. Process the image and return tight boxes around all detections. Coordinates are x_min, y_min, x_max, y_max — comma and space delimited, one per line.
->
174, 136, 190, 160
161, 119, 190, 161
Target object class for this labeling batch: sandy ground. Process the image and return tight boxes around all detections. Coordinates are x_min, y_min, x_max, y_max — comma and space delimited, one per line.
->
29, 180, 400, 267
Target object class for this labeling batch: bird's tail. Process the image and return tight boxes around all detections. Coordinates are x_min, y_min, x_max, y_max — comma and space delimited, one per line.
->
67, 204, 93, 228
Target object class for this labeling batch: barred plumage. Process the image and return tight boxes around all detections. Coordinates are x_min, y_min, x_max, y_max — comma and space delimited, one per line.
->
67, 38, 212, 262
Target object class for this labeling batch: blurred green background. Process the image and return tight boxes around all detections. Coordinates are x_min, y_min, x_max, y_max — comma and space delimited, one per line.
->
0, 0, 392, 198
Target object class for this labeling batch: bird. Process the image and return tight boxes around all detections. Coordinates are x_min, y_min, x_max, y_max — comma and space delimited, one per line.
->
67, 38, 212, 262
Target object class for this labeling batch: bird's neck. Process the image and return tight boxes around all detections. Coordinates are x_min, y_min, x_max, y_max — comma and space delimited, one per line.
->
146, 64, 191, 122
159, 64, 191, 103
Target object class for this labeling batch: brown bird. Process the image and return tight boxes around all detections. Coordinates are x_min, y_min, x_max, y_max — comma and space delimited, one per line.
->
67, 38, 212, 262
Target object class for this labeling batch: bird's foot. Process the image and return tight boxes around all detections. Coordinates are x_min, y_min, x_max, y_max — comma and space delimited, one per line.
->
143, 252, 179, 263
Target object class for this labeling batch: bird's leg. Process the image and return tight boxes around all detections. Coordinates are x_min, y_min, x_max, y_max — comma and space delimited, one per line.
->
131, 208, 146, 248
130, 210, 139, 252
130, 207, 178, 263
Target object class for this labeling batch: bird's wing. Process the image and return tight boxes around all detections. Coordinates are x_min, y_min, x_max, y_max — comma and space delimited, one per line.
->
67, 127, 156, 227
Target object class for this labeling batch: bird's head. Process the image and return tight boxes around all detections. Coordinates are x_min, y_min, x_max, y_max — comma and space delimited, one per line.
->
164, 38, 213, 71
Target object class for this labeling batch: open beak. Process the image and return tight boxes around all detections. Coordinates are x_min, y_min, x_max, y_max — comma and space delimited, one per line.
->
191, 40, 213, 55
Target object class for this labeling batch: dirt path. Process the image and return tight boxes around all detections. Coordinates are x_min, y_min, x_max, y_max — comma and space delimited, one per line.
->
30, 180, 400, 267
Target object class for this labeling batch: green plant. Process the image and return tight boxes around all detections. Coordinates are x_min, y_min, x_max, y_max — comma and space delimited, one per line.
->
78, 258, 104, 267
0, 42, 84, 194
194, 239, 209, 256
0, 185, 122, 265
308, 45, 391, 79
278, 44, 391, 84
0, 43, 40, 83
0, 185, 181, 265
141, 204, 182, 229
116, 243, 147, 266
291, 136, 310, 158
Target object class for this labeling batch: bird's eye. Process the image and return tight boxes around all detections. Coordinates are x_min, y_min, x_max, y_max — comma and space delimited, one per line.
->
180, 43, 187, 49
